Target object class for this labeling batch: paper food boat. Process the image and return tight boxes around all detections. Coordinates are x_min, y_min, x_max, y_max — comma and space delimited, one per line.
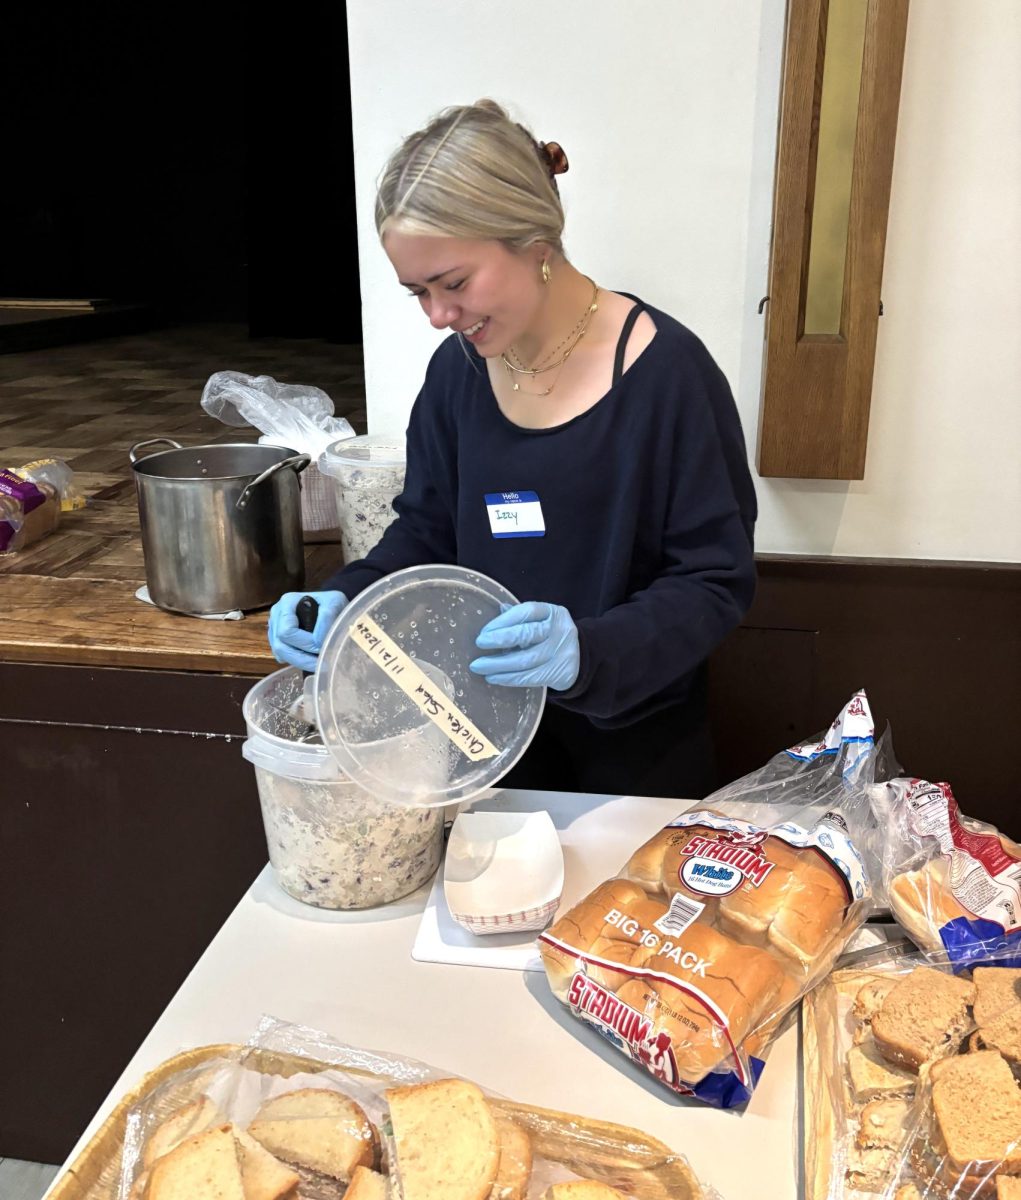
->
443, 809, 564, 936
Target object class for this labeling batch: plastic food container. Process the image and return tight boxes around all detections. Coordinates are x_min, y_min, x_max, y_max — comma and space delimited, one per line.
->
241, 667, 443, 910
314, 565, 546, 808
318, 435, 406, 563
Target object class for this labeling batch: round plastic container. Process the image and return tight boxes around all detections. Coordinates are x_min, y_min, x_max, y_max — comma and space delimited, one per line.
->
315, 565, 546, 808
241, 667, 443, 909
318, 435, 406, 563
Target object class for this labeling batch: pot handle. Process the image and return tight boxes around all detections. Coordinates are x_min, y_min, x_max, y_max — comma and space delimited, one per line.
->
235, 453, 311, 510
129, 437, 182, 463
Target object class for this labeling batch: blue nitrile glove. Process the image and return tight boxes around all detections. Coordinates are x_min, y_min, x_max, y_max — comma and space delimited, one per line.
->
268, 590, 348, 673
470, 601, 580, 691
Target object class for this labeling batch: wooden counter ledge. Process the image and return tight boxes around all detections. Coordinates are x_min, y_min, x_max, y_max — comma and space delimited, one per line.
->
0, 574, 277, 674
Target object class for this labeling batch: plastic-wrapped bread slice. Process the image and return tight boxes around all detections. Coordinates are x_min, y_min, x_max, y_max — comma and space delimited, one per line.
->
973, 966, 1021, 1064
539, 691, 887, 1110
870, 966, 975, 1071
145, 1126, 245, 1200
142, 1095, 226, 1168
542, 1185, 627, 1198
386, 1078, 500, 1200
247, 1087, 377, 1181
931, 1052, 1021, 1176
490, 1114, 533, 1200
345, 1165, 387, 1199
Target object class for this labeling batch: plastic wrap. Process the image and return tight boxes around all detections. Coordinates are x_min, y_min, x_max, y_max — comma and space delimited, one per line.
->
870, 777, 1021, 969
118, 1016, 722, 1199
201, 371, 354, 450
802, 942, 1021, 1199
539, 691, 896, 1109
200, 371, 355, 540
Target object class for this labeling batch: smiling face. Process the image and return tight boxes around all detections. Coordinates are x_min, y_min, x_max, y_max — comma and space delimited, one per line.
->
383, 230, 546, 357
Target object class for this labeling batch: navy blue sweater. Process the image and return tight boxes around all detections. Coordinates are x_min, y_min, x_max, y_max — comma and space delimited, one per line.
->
325, 301, 757, 727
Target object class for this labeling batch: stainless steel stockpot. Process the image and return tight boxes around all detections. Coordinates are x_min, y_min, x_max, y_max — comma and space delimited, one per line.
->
129, 438, 310, 615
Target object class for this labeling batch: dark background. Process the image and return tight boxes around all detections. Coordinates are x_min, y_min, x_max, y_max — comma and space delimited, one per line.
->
4, 5, 361, 341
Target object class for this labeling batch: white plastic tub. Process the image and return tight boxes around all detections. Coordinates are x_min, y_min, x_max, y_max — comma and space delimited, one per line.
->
241, 667, 443, 909
318, 435, 406, 563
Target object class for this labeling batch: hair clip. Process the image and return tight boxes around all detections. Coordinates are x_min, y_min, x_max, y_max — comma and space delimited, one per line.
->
539, 141, 570, 179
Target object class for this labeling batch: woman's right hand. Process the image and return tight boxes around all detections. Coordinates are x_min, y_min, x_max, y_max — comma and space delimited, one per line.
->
267, 590, 349, 672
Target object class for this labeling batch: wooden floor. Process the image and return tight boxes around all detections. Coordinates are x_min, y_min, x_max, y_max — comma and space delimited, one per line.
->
0, 1158, 59, 1200
0, 321, 367, 584
0, 323, 367, 672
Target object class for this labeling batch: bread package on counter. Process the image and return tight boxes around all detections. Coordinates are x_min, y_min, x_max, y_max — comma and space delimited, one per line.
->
112, 1016, 722, 1200
539, 691, 893, 1109
0, 457, 83, 554
872, 778, 1021, 968
802, 943, 1021, 1199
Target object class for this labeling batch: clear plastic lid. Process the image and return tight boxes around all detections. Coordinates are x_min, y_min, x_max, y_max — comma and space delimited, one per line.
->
318, 434, 406, 476
314, 565, 546, 807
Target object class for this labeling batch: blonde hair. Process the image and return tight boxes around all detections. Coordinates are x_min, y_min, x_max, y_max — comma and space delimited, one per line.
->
375, 100, 566, 254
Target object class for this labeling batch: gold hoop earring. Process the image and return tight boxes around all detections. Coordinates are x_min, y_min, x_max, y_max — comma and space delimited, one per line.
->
541, 259, 551, 285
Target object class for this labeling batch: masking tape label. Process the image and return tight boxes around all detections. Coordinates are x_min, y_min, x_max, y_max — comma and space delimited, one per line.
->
350, 615, 499, 762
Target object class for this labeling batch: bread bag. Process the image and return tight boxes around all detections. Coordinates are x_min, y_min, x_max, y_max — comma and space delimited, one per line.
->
117, 1015, 722, 1200
872, 778, 1021, 968
539, 692, 892, 1109
0, 457, 83, 554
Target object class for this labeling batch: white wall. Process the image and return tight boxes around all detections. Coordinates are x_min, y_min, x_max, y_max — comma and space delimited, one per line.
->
761, 0, 1021, 560
346, 0, 1020, 562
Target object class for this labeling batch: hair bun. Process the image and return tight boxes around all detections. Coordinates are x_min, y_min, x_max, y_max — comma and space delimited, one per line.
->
473, 97, 508, 118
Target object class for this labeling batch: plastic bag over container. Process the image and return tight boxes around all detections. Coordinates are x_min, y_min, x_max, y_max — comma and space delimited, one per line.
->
539, 691, 895, 1109
200, 371, 355, 460
201, 371, 355, 539
871, 777, 1021, 968
118, 1015, 724, 1200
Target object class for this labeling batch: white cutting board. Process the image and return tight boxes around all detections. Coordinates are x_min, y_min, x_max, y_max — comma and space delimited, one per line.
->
411, 787, 689, 972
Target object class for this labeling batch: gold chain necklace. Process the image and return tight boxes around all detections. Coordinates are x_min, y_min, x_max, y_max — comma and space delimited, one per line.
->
501, 278, 600, 387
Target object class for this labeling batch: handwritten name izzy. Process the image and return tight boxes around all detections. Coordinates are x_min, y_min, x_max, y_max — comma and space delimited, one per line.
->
350, 614, 499, 762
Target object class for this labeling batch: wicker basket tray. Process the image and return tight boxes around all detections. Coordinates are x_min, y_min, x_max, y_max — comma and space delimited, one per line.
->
49, 1044, 705, 1200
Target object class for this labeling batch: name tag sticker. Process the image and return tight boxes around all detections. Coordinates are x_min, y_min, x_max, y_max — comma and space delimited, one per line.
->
485, 491, 546, 539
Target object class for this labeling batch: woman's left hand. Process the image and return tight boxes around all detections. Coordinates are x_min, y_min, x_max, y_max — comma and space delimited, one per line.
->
470, 601, 580, 691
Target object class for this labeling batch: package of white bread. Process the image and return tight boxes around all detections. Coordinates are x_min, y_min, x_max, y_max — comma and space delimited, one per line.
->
116, 1014, 720, 1200
539, 692, 891, 1109
871, 777, 1021, 969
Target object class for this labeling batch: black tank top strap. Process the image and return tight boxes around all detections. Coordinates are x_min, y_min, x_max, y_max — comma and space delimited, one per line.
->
612, 301, 647, 385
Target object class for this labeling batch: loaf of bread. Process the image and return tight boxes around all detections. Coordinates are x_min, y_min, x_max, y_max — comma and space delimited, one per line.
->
540, 805, 867, 1103
881, 778, 1021, 959
542, 877, 786, 1086
888, 859, 974, 952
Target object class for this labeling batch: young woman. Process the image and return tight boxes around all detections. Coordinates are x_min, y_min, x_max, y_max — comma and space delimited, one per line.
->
268, 100, 756, 799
